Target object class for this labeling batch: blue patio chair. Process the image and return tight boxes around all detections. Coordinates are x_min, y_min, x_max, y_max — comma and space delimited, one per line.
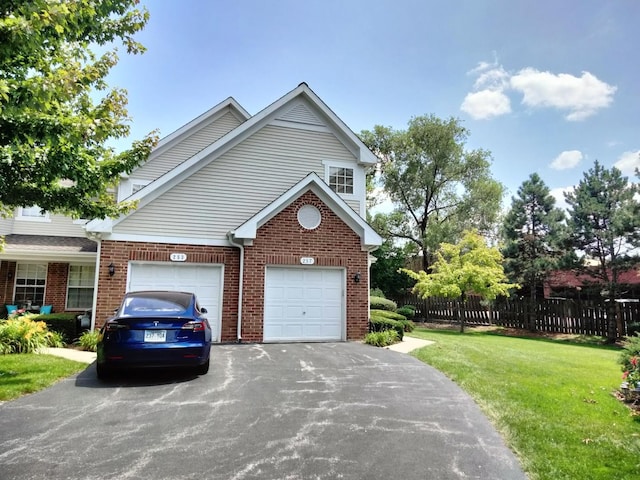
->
39, 305, 52, 314
6, 305, 18, 316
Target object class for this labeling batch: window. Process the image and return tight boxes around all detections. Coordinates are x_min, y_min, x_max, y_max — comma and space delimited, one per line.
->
67, 265, 95, 309
17, 206, 50, 222
118, 178, 151, 201
14, 263, 47, 306
328, 166, 354, 194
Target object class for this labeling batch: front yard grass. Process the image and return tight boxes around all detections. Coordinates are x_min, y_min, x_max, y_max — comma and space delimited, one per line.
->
410, 326, 640, 480
0, 354, 86, 402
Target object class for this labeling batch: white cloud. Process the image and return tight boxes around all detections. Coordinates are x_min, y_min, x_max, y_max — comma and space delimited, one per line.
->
461, 89, 511, 120
550, 150, 583, 170
510, 69, 617, 121
473, 65, 510, 91
550, 186, 574, 211
461, 60, 616, 121
613, 150, 640, 175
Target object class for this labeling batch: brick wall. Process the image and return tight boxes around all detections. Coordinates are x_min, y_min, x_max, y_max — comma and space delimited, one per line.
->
241, 191, 369, 342
45, 263, 69, 313
0, 261, 16, 313
96, 242, 240, 341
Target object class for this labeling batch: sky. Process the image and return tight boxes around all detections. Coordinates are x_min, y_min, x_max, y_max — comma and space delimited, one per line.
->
106, 0, 639, 211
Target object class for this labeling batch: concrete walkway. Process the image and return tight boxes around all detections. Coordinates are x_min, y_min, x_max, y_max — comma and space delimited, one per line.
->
385, 335, 434, 353
39, 347, 96, 364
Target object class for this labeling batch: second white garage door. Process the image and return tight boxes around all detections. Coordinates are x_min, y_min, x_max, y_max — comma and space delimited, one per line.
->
264, 267, 344, 342
128, 262, 223, 342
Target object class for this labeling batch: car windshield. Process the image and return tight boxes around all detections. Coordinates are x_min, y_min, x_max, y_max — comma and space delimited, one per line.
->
121, 293, 190, 317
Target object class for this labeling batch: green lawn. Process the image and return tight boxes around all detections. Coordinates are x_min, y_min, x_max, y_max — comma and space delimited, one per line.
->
0, 354, 87, 402
409, 327, 640, 480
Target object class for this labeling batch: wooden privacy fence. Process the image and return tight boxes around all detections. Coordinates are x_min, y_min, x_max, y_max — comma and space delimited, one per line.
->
393, 294, 640, 337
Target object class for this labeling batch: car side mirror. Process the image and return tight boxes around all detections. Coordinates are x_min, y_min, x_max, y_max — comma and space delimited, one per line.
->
200, 307, 208, 314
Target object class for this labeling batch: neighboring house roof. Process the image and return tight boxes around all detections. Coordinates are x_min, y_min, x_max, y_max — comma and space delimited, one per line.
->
0, 235, 97, 261
86, 83, 378, 235
231, 172, 382, 250
546, 268, 640, 288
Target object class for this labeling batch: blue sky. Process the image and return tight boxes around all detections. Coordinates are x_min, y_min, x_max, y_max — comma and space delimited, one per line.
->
107, 0, 639, 210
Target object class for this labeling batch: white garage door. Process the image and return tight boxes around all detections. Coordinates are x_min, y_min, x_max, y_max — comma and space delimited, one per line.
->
128, 262, 223, 342
264, 267, 344, 342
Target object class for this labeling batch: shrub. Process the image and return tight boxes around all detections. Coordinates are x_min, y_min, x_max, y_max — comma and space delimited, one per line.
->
369, 317, 404, 341
37, 313, 78, 343
370, 296, 397, 311
370, 288, 386, 299
370, 309, 407, 321
77, 330, 100, 352
0, 316, 65, 354
371, 309, 415, 332
396, 306, 416, 319
619, 334, 640, 386
364, 329, 399, 347
400, 319, 416, 332
627, 323, 640, 337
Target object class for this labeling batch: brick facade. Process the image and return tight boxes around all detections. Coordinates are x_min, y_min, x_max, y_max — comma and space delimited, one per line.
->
241, 191, 369, 342
92, 191, 370, 343
45, 263, 70, 313
95, 242, 240, 341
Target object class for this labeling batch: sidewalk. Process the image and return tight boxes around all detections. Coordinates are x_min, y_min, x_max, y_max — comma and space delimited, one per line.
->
384, 335, 434, 353
39, 348, 96, 364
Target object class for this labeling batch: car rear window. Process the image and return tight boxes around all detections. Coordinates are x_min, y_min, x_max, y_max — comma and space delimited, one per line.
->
122, 294, 191, 316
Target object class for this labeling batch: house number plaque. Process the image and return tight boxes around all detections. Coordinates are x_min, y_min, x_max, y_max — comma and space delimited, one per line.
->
300, 257, 315, 265
170, 253, 187, 262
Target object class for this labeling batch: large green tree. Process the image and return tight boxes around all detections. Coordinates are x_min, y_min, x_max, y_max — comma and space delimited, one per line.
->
402, 230, 518, 332
368, 212, 415, 299
502, 173, 567, 329
361, 115, 504, 271
565, 160, 640, 340
0, 0, 157, 220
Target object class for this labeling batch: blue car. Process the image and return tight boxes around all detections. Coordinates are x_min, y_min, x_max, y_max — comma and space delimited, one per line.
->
96, 291, 212, 379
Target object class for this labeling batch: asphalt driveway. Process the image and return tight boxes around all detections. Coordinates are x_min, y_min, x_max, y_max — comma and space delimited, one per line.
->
0, 343, 526, 480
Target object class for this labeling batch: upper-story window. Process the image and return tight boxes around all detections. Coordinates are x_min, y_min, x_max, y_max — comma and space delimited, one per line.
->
118, 178, 151, 201
328, 166, 354, 194
16, 206, 50, 222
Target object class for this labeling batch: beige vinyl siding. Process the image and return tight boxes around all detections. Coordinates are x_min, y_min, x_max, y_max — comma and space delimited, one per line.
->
278, 102, 325, 126
0, 217, 13, 235
115, 125, 361, 239
12, 214, 87, 237
131, 111, 243, 182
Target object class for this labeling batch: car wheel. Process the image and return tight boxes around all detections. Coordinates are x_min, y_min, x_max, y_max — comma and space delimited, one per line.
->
195, 358, 209, 375
96, 363, 111, 380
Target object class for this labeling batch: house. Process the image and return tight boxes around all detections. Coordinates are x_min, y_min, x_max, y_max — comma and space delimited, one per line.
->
0, 83, 382, 343
544, 268, 640, 299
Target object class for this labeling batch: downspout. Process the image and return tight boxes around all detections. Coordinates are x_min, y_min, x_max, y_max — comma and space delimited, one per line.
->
89, 233, 102, 332
227, 232, 244, 343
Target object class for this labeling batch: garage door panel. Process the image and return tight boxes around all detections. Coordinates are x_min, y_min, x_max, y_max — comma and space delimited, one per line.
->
129, 263, 222, 342
264, 267, 344, 342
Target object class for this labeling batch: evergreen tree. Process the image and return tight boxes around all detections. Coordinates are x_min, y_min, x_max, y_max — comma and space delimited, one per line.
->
502, 174, 566, 329
565, 160, 640, 340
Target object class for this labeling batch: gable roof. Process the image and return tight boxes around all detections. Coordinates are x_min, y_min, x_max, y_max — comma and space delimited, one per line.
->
87, 83, 378, 235
230, 173, 382, 250
122, 96, 251, 176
